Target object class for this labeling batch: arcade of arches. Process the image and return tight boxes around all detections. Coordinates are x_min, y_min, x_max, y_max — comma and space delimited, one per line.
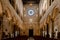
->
0, 0, 60, 40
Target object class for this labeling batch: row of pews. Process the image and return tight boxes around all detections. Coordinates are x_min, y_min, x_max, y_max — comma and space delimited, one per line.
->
2, 36, 60, 40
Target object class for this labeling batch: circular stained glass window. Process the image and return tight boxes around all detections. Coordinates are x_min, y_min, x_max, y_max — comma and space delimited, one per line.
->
28, 9, 34, 16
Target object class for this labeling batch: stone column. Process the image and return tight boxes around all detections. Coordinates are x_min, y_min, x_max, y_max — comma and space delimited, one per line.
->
51, 19, 54, 38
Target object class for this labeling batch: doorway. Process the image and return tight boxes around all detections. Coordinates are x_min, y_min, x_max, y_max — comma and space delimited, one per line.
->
29, 29, 33, 37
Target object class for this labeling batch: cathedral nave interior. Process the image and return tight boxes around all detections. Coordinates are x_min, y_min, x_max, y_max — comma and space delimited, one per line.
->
0, 0, 60, 40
